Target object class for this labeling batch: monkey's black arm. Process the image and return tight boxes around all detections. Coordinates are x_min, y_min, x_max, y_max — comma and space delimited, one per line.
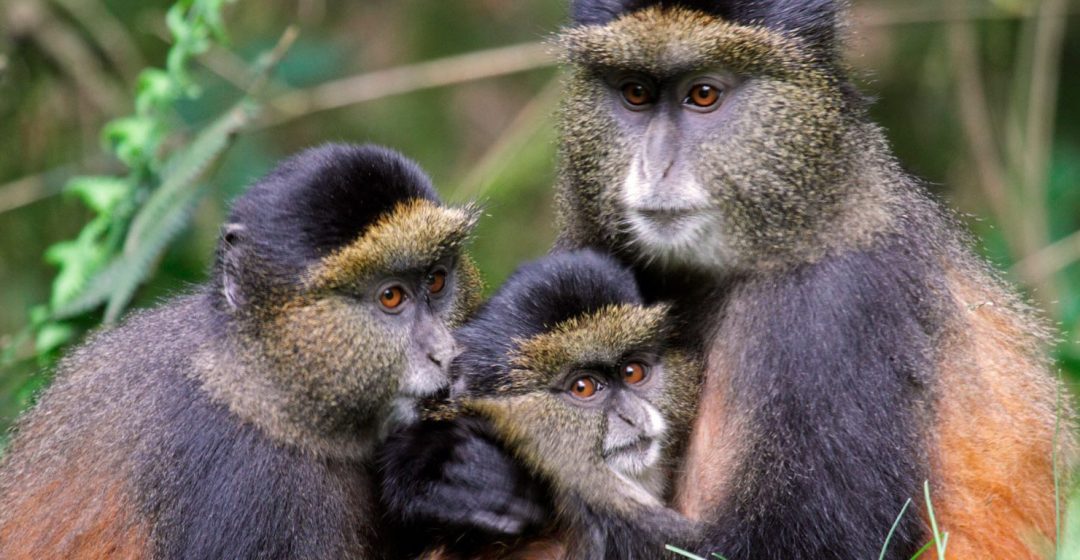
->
378, 417, 548, 542
568, 503, 702, 559
694, 241, 939, 559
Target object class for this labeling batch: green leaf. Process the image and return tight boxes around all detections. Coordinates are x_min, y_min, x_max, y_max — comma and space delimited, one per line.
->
28, 305, 51, 327
102, 102, 253, 323
64, 176, 133, 215
44, 218, 110, 308
136, 68, 180, 115
14, 370, 52, 408
34, 322, 74, 355
197, 0, 233, 43
165, 2, 194, 44
103, 116, 162, 168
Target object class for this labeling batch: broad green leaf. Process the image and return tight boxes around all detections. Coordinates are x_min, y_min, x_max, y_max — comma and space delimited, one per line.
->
128, 102, 251, 249
50, 253, 138, 320
102, 102, 254, 323
103, 186, 207, 323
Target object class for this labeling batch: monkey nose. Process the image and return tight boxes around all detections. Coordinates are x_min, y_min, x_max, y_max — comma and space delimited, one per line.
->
426, 342, 457, 373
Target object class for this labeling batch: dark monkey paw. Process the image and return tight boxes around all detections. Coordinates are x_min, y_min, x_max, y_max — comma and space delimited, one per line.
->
378, 416, 548, 537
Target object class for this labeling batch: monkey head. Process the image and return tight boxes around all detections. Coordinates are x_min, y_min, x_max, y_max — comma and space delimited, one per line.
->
203, 143, 482, 458
448, 250, 698, 515
556, 1, 892, 272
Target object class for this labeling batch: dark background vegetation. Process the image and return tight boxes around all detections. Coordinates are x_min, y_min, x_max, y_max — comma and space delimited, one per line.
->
0, 0, 1078, 471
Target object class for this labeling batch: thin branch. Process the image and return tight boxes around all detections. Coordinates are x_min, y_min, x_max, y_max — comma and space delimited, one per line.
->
1020, 0, 1067, 254
198, 45, 259, 91
0, 173, 64, 214
859, 2, 1080, 27
0, 158, 111, 215
9, 1, 127, 115
944, 15, 1011, 231
1013, 229, 1080, 286
451, 78, 561, 202
3, 6, 1073, 214
261, 41, 555, 129
50, 0, 146, 79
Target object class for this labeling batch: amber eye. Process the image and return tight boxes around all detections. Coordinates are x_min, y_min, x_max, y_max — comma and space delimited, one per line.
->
686, 84, 721, 108
426, 269, 447, 294
378, 285, 406, 311
621, 82, 652, 106
623, 362, 648, 384
570, 376, 600, 399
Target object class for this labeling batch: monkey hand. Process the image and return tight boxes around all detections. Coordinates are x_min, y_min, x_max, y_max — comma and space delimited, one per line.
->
378, 416, 548, 536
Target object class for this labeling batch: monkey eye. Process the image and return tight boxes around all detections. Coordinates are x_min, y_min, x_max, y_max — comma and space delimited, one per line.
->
426, 268, 447, 295
684, 83, 722, 109
569, 376, 602, 400
620, 82, 653, 107
377, 285, 407, 312
622, 361, 648, 384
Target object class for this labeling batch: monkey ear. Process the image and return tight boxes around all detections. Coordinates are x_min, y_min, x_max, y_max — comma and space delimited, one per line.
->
220, 223, 248, 310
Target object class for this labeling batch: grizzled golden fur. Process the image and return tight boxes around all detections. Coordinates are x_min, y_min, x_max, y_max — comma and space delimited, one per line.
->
381, 250, 703, 559
0, 144, 481, 559
553, 4, 1074, 559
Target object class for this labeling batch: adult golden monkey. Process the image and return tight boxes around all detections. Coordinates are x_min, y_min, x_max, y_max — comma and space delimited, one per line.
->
383, 2, 1075, 559
0, 144, 481, 559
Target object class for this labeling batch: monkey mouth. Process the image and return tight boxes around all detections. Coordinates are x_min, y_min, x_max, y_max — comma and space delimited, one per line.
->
604, 436, 661, 477
629, 207, 709, 238
634, 207, 703, 224
604, 436, 658, 463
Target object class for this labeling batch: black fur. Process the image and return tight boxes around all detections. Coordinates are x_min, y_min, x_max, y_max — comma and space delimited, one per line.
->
378, 249, 646, 555
378, 417, 547, 557
655, 234, 942, 559
571, 0, 843, 54
454, 249, 643, 394
567, 502, 695, 558
217, 142, 436, 304
127, 299, 381, 559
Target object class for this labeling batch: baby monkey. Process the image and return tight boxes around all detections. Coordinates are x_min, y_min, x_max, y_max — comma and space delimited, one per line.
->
0, 144, 480, 559
381, 250, 702, 559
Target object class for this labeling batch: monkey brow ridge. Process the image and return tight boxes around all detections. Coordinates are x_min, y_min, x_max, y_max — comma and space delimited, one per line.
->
508, 303, 671, 383
305, 198, 479, 290
555, 5, 813, 80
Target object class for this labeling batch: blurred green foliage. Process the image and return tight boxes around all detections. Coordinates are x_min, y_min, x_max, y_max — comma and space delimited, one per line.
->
0, 0, 1078, 465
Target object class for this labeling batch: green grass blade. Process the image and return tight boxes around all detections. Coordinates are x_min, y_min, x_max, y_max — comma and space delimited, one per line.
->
880, 497, 913, 560
909, 539, 934, 560
665, 545, 707, 560
923, 480, 949, 560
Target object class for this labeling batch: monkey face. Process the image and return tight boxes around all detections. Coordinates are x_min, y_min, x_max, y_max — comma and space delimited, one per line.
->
557, 6, 855, 271
559, 357, 668, 478
280, 199, 480, 431
204, 144, 484, 456
459, 303, 679, 512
